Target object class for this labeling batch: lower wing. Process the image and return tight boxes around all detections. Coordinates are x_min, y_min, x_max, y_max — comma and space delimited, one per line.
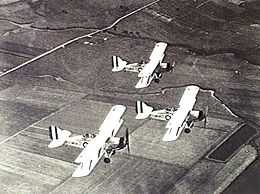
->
73, 138, 106, 177
163, 108, 189, 141
135, 75, 154, 89
162, 125, 184, 141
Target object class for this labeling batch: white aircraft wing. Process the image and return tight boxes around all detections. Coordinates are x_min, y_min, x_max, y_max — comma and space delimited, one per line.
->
162, 86, 199, 141
138, 42, 167, 77
98, 105, 126, 135
73, 134, 107, 177
72, 105, 126, 177
135, 75, 154, 89
178, 85, 199, 110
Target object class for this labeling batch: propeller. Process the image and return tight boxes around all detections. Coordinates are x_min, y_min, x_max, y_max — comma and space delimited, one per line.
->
125, 128, 130, 154
170, 61, 176, 73
203, 106, 209, 128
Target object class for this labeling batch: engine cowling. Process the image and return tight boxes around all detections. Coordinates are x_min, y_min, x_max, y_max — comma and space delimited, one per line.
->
166, 63, 172, 72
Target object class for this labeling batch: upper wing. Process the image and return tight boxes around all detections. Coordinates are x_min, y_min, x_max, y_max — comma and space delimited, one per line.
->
138, 42, 167, 77
98, 105, 126, 136
178, 85, 199, 110
162, 86, 199, 141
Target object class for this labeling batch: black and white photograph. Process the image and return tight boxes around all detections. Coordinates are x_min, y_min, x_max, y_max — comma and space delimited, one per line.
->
0, 0, 259, 193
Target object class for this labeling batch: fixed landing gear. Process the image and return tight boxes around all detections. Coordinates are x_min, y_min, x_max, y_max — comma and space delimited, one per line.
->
82, 142, 88, 148
154, 72, 162, 83
165, 115, 171, 120
154, 78, 160, 83
104, 157, 111, 164
184, 128, 191, 133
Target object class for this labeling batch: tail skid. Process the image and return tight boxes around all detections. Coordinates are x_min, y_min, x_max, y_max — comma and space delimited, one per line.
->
135, 101, 153, 119
48, 126, 71, 148
112, 56, 127, 72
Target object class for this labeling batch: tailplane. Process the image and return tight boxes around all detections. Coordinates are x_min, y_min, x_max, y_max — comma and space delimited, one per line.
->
112, 56, 127, 72
48, 126, 71, 148
135, 101, 153, 119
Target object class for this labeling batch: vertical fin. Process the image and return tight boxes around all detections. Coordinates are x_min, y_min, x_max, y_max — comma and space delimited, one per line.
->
112, 56, 127, 72
135, 101, 153, 119
48, 126, 71, 148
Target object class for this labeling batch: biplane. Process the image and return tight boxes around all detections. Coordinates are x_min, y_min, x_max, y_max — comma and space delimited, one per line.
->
136, 86, 207, 141
112, 42, 174, 88
48, 105, 129, 177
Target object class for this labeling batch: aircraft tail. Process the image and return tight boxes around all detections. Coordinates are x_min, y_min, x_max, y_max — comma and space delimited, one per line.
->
135, 101, 153, 119
112, 56, 127, 72
48, 126, 71, 148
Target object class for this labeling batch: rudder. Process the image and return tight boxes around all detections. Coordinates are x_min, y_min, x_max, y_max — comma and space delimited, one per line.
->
135, 101, 153, 119
112, 56, 127, 72
48, 126, 71, 148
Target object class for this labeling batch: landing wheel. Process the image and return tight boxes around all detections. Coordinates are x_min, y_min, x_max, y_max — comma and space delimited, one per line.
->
83, 142, 88, 148
104, 158, 111, 164
165, 115, 171, 120
138, 67, 142, 72
184, 128, 191, 134
154, 78, 160, 83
